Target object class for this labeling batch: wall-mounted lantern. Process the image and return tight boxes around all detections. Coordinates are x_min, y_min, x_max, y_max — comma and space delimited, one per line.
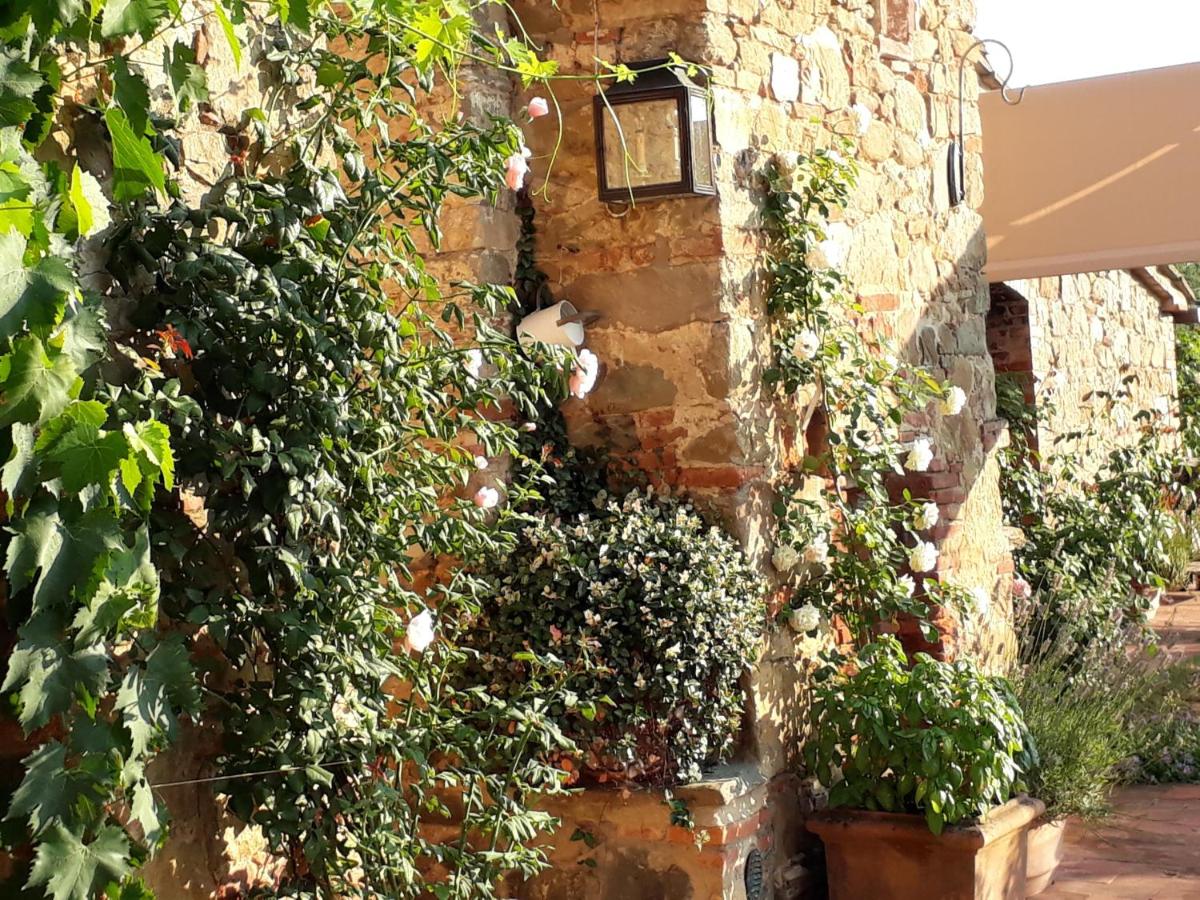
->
592, 60, 715, 203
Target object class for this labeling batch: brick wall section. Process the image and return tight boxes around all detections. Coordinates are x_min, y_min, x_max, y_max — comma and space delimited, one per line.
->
987, 282, 1035, 406
994, 272, 1180, 473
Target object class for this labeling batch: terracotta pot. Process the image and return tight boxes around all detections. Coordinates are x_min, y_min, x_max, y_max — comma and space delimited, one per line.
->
1024, 818, 1066, 896
808, 796, 1046, 900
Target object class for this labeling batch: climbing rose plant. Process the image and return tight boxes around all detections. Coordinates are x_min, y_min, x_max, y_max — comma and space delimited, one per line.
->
761, 150, 975, 649
0, 1, 654, 897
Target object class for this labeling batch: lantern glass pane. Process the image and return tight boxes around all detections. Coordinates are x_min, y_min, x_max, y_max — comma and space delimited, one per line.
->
602, 99, 682, 190
688, 93, 713, 188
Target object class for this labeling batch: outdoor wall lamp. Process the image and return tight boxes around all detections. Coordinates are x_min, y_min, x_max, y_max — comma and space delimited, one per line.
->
949, 38, 1024, 207
592, 59, 716, 203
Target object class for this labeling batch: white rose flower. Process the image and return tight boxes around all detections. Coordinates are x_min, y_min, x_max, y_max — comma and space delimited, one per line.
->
405, 609, 435, 653
773, 544, 800, 572
792, 329, 821, 362
850, 103, 872, 135
473, 486, 500, 509
803, 536, 830, 565
569, 348, 600, 399
908, 540, 938, 573
788, 603, 821, 634
969, 586, 990, 615
940, 385, 967, 416
897, 574, 916, 598
914, 502, 939, 530
474, 455, 489, 470
905, 437, 933, 472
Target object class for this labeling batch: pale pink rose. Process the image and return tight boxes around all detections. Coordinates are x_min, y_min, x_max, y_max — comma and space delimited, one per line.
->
528, 97, 550, 118
404, 609, 435, 653
549, 624, 563, 643
473, 486, 500, 509
569, 349, 600, 399
474, 456, 489, 470
504, 147, 532, 190
1011, 577, 1032, 600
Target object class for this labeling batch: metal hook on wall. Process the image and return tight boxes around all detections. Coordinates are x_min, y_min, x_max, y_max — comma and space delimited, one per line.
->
949, 38, 1026, 207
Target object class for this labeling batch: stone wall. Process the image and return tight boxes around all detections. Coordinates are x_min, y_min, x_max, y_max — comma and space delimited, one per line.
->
987, 270, 1181, 470
509, 0, 1015, 895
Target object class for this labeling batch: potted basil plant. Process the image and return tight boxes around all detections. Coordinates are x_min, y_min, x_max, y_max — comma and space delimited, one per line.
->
805, 637, 1043, 900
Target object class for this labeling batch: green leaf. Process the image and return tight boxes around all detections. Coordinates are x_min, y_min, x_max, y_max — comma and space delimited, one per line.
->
5, 499, 117, 617
111, 57, 151, 137
0, 334, 80, 427
2, 421, 38, 500
60, 303, 107, 371
0, 51, 42, 127
212, 0, 242, 69
104, 107, 165, 202
165, 41, 208, 111
29, 824, 131, 900
117, 635, 199, 758
128, 775, 163, 844
125, 418, 174, 490
0, 231, 74, 341
48, 421, 128, 491
6, 742, 100, 837
2, 614, 109, 731
68, 166, 110, 238
100, 0, 170, 39
71, 526, 159, 645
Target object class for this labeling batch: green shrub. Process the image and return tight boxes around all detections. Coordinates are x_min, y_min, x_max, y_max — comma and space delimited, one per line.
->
805, 637, 1037, 834
1152, 514, 1194, 591
465, 486, 764, 785
1011, 605, 1162, 820
1121, 660, 1200, 784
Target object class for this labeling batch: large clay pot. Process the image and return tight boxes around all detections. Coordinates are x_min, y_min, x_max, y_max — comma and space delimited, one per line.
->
1024, 818, 1066, 896
808, 796, 1045, 900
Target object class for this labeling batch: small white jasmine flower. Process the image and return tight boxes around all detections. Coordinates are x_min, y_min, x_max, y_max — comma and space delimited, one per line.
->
897, 574, 916, 598
464, 348, 483, 379
474, 455, 489, 470
906, 437, 934, 472
914, 502, 939, 530
788, 603, 821, 634
792, 328, 821, 362
773, 544, 800, 572
803, 536, 830, 565
908, 540, 938, 574
405, 609, 435, 653
1011, 577, 1032, 600
940, 385, 967, 416
473, 486, 500, 509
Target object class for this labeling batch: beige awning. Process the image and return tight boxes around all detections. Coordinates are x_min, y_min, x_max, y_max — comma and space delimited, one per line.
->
981, 62, 1200, 282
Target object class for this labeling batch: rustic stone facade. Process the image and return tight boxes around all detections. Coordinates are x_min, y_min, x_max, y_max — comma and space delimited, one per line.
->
987, 269, 1188, 471
507, 0, 1015, 896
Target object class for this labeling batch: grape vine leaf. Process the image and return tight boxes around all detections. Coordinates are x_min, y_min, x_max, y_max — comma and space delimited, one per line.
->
100, 0, 170, 40
117, 635, 199, 758
103, 108, 164, 202
47, 420, 128, 491
3, 0, 90, 35
110, 56, 151, 137
2, 614, 108, 730
0, 335, 80, 427
125, 763, 163, 845
60, 303, 107, 371
29, 824, 131, 900
165, 42, 208, 111
0, 52, 41, 127
0, 231, 75, 342
72, 526, 159, 645
5, 499, 118, 618
124, 419, 174, 490
2, 421, 38, 501
5, 742, 99, 837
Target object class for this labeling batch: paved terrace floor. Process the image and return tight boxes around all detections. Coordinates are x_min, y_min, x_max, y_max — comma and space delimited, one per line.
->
1041, 594, 1200, 899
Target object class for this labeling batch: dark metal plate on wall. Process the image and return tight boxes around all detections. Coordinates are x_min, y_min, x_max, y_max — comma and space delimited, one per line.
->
744, 848, 765, 900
